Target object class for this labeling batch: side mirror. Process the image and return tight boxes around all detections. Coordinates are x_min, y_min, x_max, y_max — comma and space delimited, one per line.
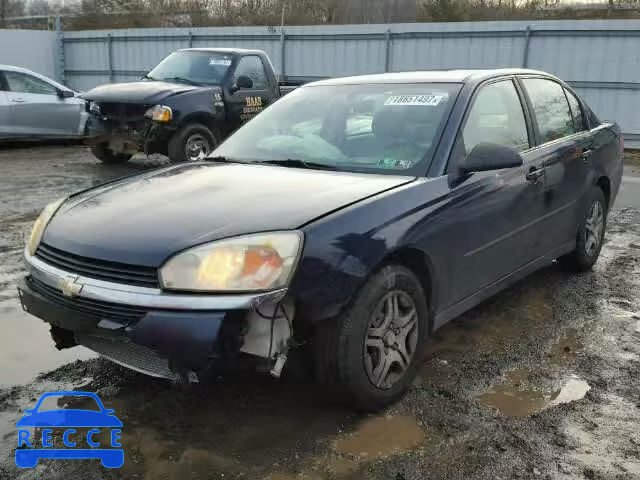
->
57, 89, 74, 98
235, 75, 253, 90
463, 142, 523, 174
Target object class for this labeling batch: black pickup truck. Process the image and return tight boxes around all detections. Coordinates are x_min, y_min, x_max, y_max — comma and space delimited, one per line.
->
82, 48, 300, 163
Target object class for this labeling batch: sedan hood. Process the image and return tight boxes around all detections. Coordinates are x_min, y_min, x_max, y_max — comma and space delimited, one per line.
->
81, 80, 200, 104
43, 163, 414, 266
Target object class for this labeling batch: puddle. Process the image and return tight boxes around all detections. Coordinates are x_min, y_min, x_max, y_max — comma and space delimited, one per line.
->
333, 415, 425, 459
0, 299, 96, 386
477, 370, 590, 417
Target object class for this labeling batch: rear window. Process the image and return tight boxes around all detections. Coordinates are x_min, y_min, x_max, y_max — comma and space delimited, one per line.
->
522, 78, 576, 143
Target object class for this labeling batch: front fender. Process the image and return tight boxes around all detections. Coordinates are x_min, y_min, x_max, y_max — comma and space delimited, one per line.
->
290, 177, 450, 325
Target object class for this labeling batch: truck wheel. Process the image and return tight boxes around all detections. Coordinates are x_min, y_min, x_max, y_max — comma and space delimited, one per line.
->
560, 186, 607, 272
168, 123, 218, 163
314, 265, 429, 411
91, 143, 132, 164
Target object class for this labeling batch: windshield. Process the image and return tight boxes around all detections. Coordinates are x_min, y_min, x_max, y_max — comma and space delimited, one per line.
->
213, 83, 461, 174
147, 51, 234, 86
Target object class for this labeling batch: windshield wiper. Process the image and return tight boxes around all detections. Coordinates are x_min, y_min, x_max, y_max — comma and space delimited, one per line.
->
205, 156, 249, 164
142, 74, 157, 81
260, 159, 337, 171
162, 76, 200, 86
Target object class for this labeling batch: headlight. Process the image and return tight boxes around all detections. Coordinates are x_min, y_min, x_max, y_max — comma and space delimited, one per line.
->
89, 101, 100, 114
144, 105, 172, 122
159, 232, 303, 292
27, 198, 66, 256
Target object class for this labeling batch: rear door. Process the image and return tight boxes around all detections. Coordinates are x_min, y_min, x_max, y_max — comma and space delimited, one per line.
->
0, 72, 9, 137
224, 55, 273, 131
443, 78, 547, 304
4, 70, 81, 137
518, 77, 591, 254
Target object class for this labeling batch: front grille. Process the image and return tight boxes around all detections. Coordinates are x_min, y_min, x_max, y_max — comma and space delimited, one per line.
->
28, 276, 147, 325
35, 243, 159, 288
98, 102, 150, 122
77, 333, 179, 380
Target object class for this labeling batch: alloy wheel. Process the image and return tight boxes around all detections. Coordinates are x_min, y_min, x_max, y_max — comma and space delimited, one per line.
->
185, 134, 211, 161
364, 290, 419, 390
584, 199, 604, 257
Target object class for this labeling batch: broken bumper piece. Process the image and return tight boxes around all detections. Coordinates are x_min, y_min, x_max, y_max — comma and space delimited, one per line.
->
17, 251, 291, 382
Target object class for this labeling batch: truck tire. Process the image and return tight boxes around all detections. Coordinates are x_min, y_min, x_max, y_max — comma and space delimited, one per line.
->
168, 123, 218, 163
91, 143, 132, 164
560, 186, 607, 272
314, 265, 429, 411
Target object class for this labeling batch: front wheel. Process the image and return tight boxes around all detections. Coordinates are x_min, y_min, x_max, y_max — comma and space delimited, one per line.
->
560, 186, 607, 272
314, 265, 429, 411
90, 143, 132, 164
167, 123, 218, 163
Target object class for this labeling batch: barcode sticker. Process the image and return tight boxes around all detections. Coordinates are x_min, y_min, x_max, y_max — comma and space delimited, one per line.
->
384, 94, 446, 106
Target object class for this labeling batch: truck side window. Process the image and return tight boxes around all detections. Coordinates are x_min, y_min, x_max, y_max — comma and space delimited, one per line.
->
234, 56, 268, 90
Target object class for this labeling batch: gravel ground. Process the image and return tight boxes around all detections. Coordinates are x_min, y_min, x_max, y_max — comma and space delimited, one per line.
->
0, 145, 639, 480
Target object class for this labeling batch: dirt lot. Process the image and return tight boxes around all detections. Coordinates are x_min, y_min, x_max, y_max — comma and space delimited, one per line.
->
1, 145, 639, 480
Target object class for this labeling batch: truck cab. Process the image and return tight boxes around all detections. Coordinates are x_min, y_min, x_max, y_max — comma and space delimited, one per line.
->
82, 48, 293, 164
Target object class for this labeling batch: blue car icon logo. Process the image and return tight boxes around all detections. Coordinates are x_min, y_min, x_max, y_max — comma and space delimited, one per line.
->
15, 391, 123, 468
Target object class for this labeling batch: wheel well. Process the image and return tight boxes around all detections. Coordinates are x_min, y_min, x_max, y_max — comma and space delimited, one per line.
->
385, 248, 435, 329
596, 176, 611, 209
178, 114, 222, 139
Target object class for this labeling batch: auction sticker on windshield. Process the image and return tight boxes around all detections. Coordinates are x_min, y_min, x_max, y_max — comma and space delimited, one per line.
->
384, 94, 446, 106
210, 58, 232, 66
15, 391, 124, 469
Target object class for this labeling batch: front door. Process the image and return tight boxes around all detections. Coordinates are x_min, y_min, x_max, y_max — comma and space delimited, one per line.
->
441, 78, 546, 306
4, 70, 80, 138
224, 55, 272, 131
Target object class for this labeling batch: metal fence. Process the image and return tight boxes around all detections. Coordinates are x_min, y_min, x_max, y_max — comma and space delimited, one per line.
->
2, 19, 640, 146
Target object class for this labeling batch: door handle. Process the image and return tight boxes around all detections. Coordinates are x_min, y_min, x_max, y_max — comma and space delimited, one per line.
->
11, 98, 27, 103
526, 167, 545, 183
580, 149, 593, 161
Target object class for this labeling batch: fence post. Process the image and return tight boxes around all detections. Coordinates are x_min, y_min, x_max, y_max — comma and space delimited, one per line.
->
280, 28, 286, 79
107, 33, 114, 83
522, 25, 532, 68
188, 31, 193, 48
54, 16, 65, 84
384, 28, 391, 72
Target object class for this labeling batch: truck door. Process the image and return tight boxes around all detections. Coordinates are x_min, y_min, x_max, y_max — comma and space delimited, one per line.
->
224, 55, 273, 131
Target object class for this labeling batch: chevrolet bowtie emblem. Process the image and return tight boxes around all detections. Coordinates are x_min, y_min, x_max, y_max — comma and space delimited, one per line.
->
59, 276, 83, 297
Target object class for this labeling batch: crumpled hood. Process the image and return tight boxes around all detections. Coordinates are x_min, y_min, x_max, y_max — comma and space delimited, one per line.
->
80, 80, 201, 104
42, 163, 414, 266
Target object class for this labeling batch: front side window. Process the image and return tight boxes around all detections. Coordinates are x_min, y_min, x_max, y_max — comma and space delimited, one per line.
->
522, 78, 575, 143
233, 56, 268, 89
4, 71, 57, 95
214, 83, 462, 175
147, 51, 233, 86
457, 80, 529, 158
564, 88, 587, 132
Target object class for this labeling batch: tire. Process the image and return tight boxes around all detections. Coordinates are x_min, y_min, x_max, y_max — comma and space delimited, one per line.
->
560, 186, 607, 272
91, 143, 132, 164
167, 123, 218, 163
314, 265, 429, 411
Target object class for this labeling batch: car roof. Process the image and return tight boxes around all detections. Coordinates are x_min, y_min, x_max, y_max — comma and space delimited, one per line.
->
306, 68, 554, 86
177, 47, 266, 55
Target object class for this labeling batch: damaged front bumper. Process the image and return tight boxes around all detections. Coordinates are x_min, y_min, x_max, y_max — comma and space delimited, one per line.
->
18, 252, 292, 382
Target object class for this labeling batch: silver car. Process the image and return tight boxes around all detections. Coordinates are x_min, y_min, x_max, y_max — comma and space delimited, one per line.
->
0, 65, 88, 140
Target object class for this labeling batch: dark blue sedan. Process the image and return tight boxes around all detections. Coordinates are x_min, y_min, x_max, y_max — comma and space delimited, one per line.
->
18, 69, 623, 410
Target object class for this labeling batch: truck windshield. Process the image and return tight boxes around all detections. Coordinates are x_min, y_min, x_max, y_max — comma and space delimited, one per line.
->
213, 82, 461, 175
147, 51, 233, 86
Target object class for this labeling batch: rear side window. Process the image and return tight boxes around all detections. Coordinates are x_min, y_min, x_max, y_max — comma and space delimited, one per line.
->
458, 80, 530, 157
4, 71, 57, 96
564, 88, 587, 132
522, 78, 575, 143
233, 56, 268, 90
